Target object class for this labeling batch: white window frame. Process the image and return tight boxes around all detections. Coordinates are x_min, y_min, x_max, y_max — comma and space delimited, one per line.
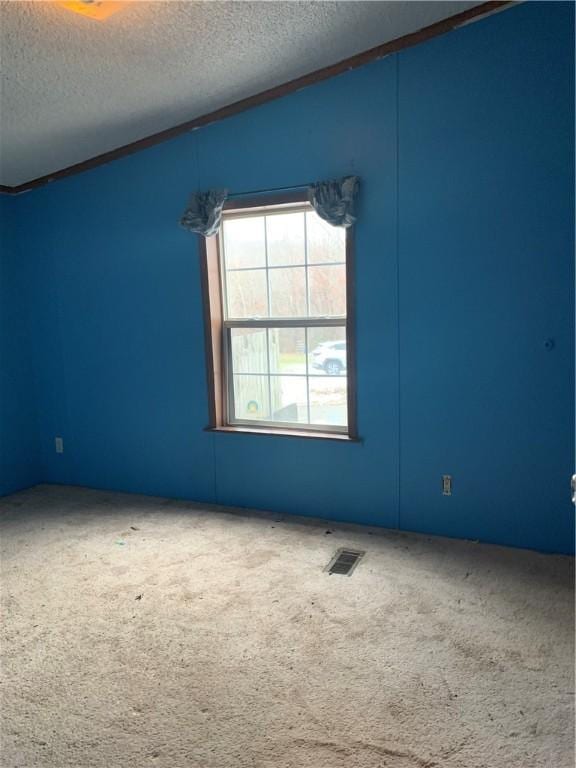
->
218, 201, 350, 435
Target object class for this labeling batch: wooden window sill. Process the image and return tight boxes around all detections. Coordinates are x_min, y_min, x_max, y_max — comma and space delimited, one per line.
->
205, 426, 361, 442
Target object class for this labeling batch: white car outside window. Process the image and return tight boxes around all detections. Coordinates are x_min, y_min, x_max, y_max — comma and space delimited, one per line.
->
310, 341, 347, 375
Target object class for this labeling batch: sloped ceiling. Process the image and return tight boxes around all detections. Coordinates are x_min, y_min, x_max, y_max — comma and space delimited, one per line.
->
0, 1, 484, 186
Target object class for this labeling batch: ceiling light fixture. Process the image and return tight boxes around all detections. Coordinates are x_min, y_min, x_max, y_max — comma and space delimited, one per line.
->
57, 1, 125, 21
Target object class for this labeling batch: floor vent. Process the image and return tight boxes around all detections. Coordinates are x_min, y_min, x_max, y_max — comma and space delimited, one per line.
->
326, 548, 365, 576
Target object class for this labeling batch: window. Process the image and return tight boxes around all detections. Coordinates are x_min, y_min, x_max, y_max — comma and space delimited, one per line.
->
200, 193, 356, 439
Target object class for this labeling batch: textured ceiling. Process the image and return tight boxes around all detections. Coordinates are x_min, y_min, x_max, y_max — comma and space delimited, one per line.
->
0, 1, 483, 186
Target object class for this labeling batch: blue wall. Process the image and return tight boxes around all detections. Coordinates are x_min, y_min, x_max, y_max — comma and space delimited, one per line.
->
398, 2, 575, 551
0, 196, 41, 494
4, 2, 574, 553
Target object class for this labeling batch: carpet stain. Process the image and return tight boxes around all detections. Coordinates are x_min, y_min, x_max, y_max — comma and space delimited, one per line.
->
290, 738, 437, 767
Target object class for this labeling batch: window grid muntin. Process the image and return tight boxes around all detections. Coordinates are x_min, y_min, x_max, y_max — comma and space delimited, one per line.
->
221, 203, 347, 433
225, 321, 348, 433
303, 210, 310, 317
265, 327, 273, 423
221, 205, 345, 322
304, 326, 311, 423
224, 262, 346, 272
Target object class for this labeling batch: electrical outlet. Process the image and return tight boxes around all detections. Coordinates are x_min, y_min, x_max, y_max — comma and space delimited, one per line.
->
55, 437, 64, 454
442, 475, 452, 496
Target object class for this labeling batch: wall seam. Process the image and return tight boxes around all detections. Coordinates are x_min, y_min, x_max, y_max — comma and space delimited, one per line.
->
9, 200, 43, 486
194, 128, 219, 505
395, 53, 402, 531
51, 248, 75, 485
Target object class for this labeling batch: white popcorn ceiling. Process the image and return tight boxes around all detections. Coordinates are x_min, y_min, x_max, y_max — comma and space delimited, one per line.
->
0, 1, 483, 186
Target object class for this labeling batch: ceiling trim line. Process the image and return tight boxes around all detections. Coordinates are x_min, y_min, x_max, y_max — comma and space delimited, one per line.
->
1, 1, 515, 195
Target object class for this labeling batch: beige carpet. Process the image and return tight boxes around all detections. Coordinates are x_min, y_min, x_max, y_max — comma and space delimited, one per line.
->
1, 484, 574, 768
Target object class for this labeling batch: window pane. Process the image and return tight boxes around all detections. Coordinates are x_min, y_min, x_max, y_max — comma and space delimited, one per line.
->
309, 377, 347, 427
226, 269, 268, 318
269, 267, 306, 317
269, 328, 306, 374
308, 327, 347, 376
306, 211, 346, 264
231, 328, 268, 374
233, 375, 270, 421
308, 264, 346, 317
267, 212, 305, 266
270, 376, 308, 424
223, 217, 265, 269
